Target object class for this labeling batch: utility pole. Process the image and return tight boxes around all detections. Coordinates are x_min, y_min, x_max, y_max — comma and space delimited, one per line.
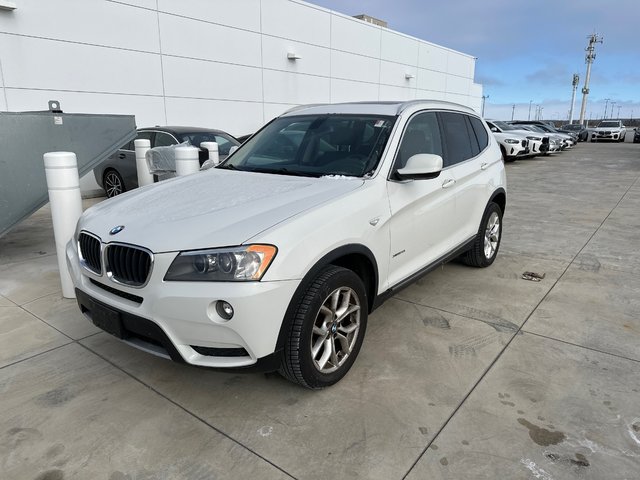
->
569, 74, 579, 123
511, 104, 515, 121
528, 100, 532, 121
610, 102, 616, 119
617, 105, 621, 119
578, 33, 603, 125
481, 94, 489, 117
603, 98, 610, 120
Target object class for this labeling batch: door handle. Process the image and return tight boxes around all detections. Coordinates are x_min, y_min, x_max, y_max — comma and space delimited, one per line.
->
118, 153, 126, 159
441, 178, 456, 189
481, 162, 489, 170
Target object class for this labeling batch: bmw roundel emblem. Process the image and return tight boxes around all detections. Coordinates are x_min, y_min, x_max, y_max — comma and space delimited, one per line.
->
109, 225, 125, 235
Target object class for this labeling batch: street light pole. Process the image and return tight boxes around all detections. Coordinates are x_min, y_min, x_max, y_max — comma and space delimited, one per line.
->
610, 102, 616, 119
528, 100, 532, 121
511, 104, 515, 121
603, 98, 610, 120
481, 94, 489, 117
617, 105, 621, 119
569, 74, 579, 123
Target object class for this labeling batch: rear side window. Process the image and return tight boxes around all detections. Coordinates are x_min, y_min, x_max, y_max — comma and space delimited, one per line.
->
469, 116, 489, 151
439, 112, 476, 167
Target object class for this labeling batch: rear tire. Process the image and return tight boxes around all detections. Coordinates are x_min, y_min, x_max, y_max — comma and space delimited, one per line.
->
463, 202, 502, 268
279, 266, 368, 389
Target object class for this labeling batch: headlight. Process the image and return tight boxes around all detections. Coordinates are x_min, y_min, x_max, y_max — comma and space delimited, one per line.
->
164, 244, 277, 282
527, 136, 542, 141
504, 139, 520, 144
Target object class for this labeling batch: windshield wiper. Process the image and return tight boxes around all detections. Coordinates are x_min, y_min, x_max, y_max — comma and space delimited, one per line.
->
217, 163, 239, 170
250, 167, 320, 178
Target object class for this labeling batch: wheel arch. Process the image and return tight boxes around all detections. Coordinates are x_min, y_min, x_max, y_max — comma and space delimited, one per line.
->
489, 188, 506, 215
274, 244, 379, 355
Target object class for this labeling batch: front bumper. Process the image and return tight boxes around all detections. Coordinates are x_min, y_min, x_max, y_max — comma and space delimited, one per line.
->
66, 239, 300, 369
593, 131, 622, 141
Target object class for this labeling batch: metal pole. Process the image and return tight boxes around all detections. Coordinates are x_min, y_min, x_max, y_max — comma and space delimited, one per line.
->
617, 105, 621, 119
569, 74, 579, 123
610, 102, 616, 119
603, 98, 610, 120
578, 33, 603, 125
511, 104, 515, 121
175, 146, 200, 176
43, 152, 83, 299
134, 138, 153, 186
201, 141, 220, 166
528, 100, 532, 121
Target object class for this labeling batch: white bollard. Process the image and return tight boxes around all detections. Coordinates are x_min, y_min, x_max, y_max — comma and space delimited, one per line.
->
135, 138, 154, 186
43, 152, 83, 299
201, 141, 220, 166
175, 146, 200, 176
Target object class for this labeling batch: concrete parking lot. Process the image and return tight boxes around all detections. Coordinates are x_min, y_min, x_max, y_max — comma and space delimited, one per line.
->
1, 141, 639, 479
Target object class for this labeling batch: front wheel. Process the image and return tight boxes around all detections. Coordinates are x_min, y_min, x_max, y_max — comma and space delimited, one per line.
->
280, 266, 368, 389
463, 202, 503, 268
103, 169, 125, 198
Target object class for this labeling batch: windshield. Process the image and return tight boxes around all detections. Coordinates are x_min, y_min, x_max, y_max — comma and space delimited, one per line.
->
562, 125, 582, 130
220, 114, 396, 178
494, 121, 517, 131
598, 121, 620, 128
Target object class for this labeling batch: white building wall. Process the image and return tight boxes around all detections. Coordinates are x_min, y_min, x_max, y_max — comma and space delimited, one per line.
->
0, 0, 482, 189
0, 0, 482, 127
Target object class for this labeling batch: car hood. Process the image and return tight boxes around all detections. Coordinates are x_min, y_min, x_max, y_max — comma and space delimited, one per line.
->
594, 126, 623, 131
510, 129, 545, 139
80, 169, 364, 252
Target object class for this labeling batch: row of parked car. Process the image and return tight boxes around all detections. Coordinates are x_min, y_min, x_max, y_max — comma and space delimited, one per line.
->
484, 118, 636, 162
485, 120, 579, 162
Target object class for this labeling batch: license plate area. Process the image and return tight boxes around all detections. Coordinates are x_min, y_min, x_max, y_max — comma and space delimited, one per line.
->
86, 301, 126, 339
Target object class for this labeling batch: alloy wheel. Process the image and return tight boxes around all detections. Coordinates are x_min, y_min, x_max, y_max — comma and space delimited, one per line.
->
484, 211, 500, 259
310, 287, 361, 374
104, 171, 123, 198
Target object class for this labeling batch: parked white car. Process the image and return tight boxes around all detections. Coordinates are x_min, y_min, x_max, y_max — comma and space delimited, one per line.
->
591, 120, 626, 142
516, 124, 565, 152
486, 120, 549, 159
67, 100, 507, 388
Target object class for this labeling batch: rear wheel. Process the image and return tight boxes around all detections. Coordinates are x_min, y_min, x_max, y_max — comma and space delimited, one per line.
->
103, 169, 125, 198
463, 202, 502, 268
280, 266, 367, 389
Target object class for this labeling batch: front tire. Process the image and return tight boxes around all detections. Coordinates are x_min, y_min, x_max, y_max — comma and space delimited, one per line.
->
463, 202, 503, 268
280, 266, 368, 389
103, 169, 125, 198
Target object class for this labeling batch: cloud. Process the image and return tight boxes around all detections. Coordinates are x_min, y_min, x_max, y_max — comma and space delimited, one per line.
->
525, 64, 571, 85
475, 74, 504, 86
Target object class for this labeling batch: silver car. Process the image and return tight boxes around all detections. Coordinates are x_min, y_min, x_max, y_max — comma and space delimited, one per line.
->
95, 126, 240, 197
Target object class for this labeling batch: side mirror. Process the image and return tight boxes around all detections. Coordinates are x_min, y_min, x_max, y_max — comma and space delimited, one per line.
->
490, 127, 499, 132
229, 145, 239, 156
396, 153, 443, 180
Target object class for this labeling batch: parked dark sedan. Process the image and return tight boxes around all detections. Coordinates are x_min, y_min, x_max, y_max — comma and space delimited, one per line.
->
634, 127, 640, 143
561, 123, 589, 142
95, 126, 240, 197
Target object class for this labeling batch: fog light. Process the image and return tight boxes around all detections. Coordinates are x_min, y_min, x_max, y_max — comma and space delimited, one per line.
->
216, 300, 234, 320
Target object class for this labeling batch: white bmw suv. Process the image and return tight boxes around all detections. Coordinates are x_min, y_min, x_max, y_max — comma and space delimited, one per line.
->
67, 101, 507, 389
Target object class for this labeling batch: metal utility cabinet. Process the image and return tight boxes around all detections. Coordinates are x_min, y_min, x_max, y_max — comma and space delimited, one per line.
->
0, 101, 136, 237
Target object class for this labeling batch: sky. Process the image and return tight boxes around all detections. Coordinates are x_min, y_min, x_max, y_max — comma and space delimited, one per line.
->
308, 0, 640, 123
